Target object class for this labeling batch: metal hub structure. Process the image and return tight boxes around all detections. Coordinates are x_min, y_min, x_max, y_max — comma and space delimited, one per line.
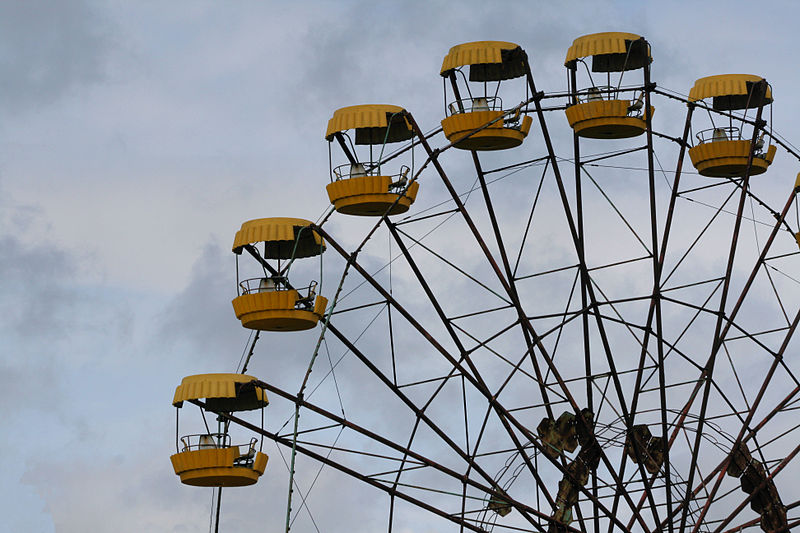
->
198, 35, 800, 532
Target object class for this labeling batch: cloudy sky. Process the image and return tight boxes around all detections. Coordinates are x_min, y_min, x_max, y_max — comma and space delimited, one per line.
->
3, 1, 800, 532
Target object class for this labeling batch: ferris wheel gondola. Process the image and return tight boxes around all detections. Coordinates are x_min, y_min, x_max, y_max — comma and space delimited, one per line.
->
324, 104, 420, 216
231, 217, 327, 331
564, 32, 654, 139
170, 373, 269, 487
687, 74, 777, 177
440, 40, 533, 151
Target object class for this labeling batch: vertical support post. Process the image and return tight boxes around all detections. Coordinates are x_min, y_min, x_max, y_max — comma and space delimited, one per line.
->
569, 62, 601, 533
677, 79, 769, 533
523, 50, 662, 528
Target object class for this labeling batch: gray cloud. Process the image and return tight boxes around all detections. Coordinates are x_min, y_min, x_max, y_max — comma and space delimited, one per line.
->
156, 240, 243, 362
0, 0, 113, 114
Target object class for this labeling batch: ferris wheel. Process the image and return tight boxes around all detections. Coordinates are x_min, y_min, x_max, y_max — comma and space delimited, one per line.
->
169, 32, 800, 533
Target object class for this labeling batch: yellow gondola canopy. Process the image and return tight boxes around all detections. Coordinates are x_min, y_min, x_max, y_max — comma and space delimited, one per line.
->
688, 74, 772, 111
440, 41, 526, 81
325, 104, 413, 144
565, 32, 651, 72
232, 217, 325, 258
172, 373, 268, 411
